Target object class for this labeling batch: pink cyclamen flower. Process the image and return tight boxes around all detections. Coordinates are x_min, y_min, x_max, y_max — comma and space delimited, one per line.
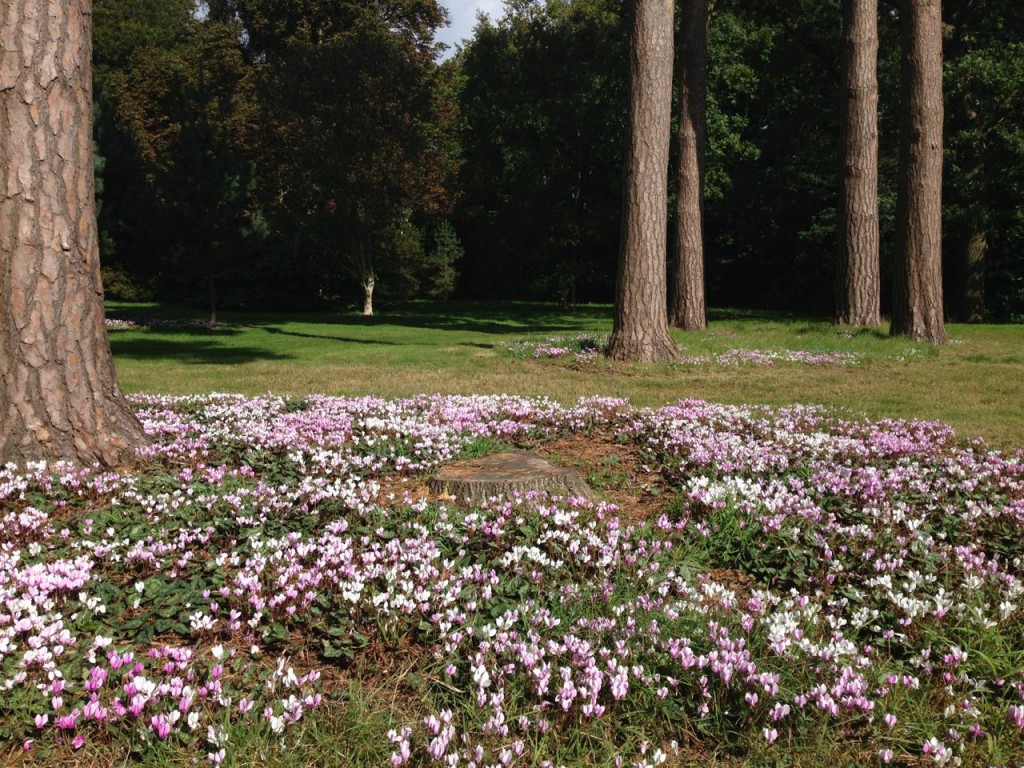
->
151, 715, 171, 740
34, 714, 48, 729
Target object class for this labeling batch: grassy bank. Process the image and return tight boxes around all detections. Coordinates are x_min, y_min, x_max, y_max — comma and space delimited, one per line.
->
106, 302, 1024, 447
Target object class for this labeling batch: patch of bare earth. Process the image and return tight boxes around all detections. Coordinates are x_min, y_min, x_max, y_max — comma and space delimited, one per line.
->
523, 428, 668, 524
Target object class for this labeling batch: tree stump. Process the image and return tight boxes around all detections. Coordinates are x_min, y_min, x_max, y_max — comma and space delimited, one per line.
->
429, 451, 594, 506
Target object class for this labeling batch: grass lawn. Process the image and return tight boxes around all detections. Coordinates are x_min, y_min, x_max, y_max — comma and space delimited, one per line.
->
107, 301, 1024, 447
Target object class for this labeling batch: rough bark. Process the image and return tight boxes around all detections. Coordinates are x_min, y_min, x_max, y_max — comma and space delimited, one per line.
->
835, 0, 881, 327
670, 0, 708, 332
608, 0, 678, 363
891, 0, 947, 343
0, 0, 147, 467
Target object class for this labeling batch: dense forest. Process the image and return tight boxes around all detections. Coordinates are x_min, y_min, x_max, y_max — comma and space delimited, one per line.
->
93, 0, 1024, 321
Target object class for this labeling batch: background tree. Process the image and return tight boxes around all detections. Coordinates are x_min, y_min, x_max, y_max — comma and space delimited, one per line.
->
671, 0, 709, 331
457, 0, 629, 304
1, 0, 146, 467
219, 0, 455, 314
943, 0, 1024, 322
835, 0, 881, 326
423, 220, 464, 299
92, 0, 197, 302
86, 0, 1024, 322
109, 18, 260, 320
710, 0, 846, 313
891, 0, 946, 342
608, 0, 678, 363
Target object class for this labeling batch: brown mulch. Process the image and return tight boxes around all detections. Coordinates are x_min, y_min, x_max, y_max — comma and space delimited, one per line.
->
524, 428, 671, 524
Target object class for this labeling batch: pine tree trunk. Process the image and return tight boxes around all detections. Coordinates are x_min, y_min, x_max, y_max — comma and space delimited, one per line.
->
670, 0, 708, 332
891, 0, 947, 343
608, 0, 679, 363
0, 0, 147, 467
835, 0, 881, 327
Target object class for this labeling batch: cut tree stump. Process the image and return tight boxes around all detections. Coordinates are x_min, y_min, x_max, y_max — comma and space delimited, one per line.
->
429, 451, 595, 506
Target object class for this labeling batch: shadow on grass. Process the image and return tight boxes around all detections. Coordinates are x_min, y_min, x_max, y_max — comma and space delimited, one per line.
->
249, 325, 399, 345
107, 325, 246, 336
110, 337, 293, 365
707, 307, 825, 323
110, 301, 614, 336
344, 302, 613, 335
110, 301, 855, 337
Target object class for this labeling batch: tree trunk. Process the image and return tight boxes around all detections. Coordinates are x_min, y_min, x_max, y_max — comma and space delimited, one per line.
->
608, 0, 679, 363
670, 0, 708, 332
0, 0, 147, 467
960, 228, 986, 322
208, 272, 218, 325
362, 273, 375, 316
891, 0, 947, 343
835, 0, 881, 327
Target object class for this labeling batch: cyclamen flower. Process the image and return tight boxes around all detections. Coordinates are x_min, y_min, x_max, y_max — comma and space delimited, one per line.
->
388, 726, 412, 766
151, 714, 171, 740
922, 737, 953, 765
610, 666, 628, 699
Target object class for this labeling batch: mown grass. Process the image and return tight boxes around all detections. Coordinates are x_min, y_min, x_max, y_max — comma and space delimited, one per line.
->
107, 301, 1024, 447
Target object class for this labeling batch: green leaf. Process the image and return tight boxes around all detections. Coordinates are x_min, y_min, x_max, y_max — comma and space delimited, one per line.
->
266, 622, 291, 643
321, 640, 352, 661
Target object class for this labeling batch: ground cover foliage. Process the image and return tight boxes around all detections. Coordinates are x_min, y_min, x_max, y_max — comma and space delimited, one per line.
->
3, 394, 1023, 766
